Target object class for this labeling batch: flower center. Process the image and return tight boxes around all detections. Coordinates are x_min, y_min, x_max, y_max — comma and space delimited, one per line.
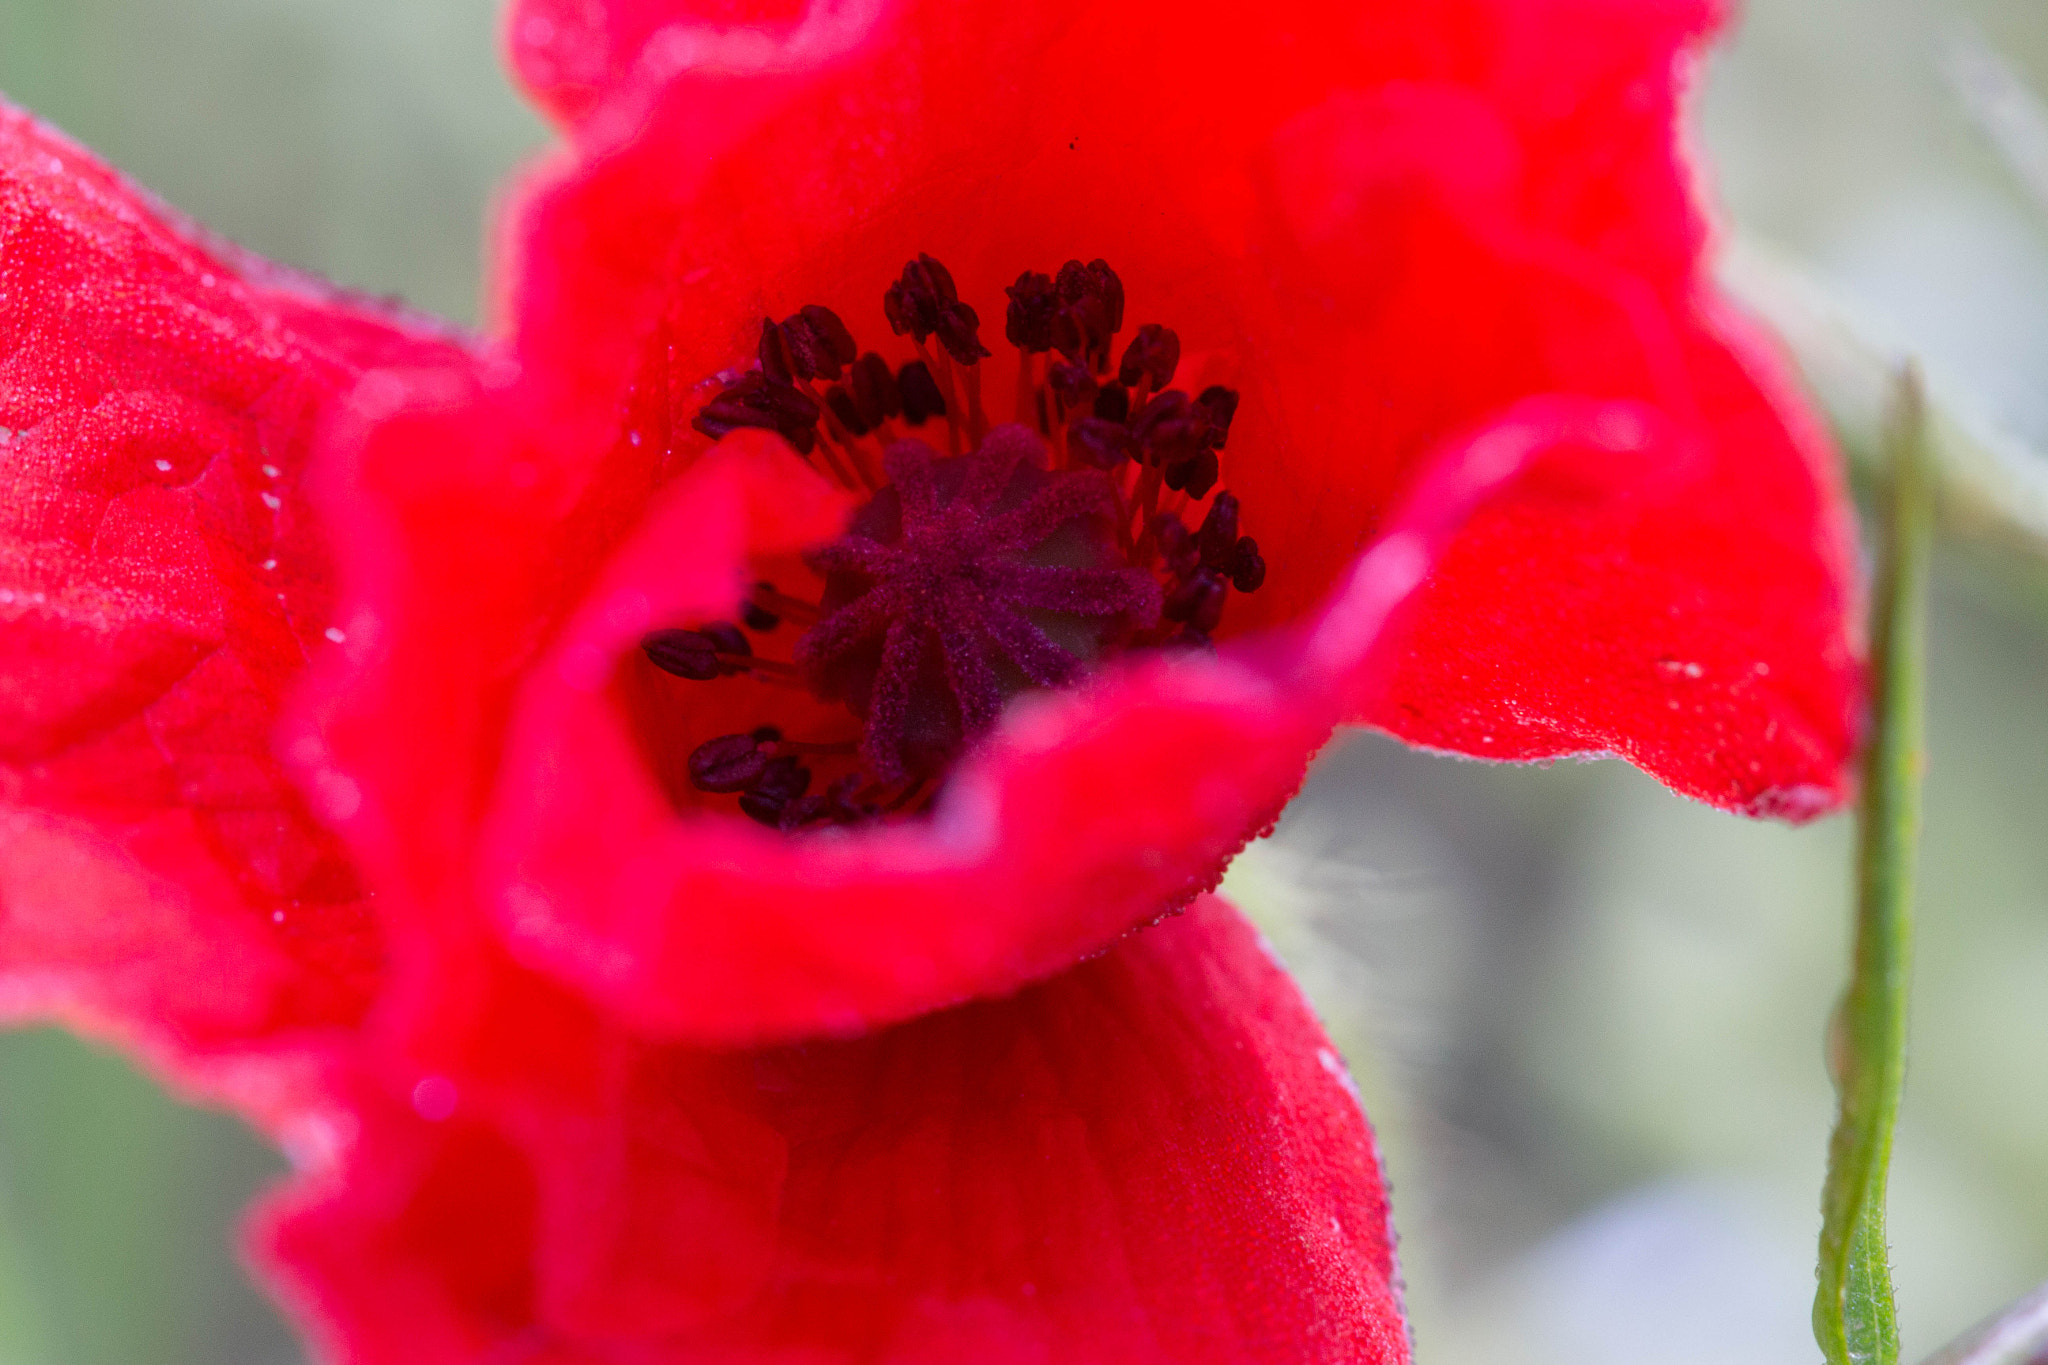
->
644, 255, 1266, 830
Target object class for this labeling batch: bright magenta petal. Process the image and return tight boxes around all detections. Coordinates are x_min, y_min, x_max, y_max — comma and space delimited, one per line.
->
261, 897, 1409, 1364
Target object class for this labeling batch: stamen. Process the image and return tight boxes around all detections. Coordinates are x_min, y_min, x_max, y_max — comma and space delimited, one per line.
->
1196, 491, 1240, 566
898, 361, 947, 427
1004, 271, 1059, 353
1195, 385, 1240, 445
689, 732, 773, 792
850, 353, 902, 429
643, 623, 750, 680
738, 755, 812, 827
690, 374, 820, 455
674, 253, 1265, 830
1230, 538, 1266, 592
1119, 323, 1180, 390
1069, 417, 1135, 471
724, 653, 802, 680
749, 582, 823, 628
1050, 259, 1124, 374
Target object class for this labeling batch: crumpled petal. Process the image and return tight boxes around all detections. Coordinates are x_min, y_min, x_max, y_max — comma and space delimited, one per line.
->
507, 0, 825, 129
291, 0, 1856, 1045
259, 896, 1410, 1365
292, 324, 1671, 1043
0, 104, 462, 1092
492, 0, 1858, 815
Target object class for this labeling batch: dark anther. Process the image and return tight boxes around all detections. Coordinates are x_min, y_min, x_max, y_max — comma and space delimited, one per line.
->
1048, 360, 1098, 410
1055, 259, 1124, 332
1118, 324, 1180, 390
1196, 491, 1240, 570
692, 373, 821, 455
643, 629, 722, 680
689, 733, 770, 793
1132, 390, 1208, 467
1229, 536, 1266, 593
883, 254, 960, 343
1069, 416, 1138, 471
1153, 513, 1200, 576
826, 386, 867, 436
825, 773, 878, 824
1005, 271, 1059, 352
738, 755, 811, 827
799, 305, 858, 371
1163, 570, 1228, 634
1162, 450, 1220, 499
762, 308, 855, 384
700, 621, 750, 658
1050, 258, 1125, 372
773, 315, 835, 383
897, 361, 947, 425
1050, 299, 1108, 371
1195, 385, 1240, 448
851, 353, 901, 428
759, 317, 798, 385
1092, 381, 1130, 424
933, 298, 992, 367
678, 255, 1258, 827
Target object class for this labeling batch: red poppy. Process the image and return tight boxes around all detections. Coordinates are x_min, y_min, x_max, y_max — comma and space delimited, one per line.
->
272, 0, 1859, 1051
0, 0, 1861, 1357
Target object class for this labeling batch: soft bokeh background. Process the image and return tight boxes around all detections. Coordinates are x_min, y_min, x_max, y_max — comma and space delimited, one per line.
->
0, 0, 2044, 1361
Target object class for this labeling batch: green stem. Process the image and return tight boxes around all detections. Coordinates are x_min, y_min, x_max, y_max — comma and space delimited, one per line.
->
1813, 364, 1933, 1365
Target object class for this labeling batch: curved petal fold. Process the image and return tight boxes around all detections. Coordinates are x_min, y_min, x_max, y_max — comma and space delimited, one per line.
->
0, 104, 463, 1081
487, 0, 1857, 829
261, 897, 1410, 1365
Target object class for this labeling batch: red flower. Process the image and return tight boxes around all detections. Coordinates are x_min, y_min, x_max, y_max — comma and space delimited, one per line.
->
273, 0, 1859, 1050
0, 0, 1862, 1359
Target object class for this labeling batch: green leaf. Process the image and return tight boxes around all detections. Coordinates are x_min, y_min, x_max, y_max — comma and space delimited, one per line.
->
1813, 366, 1933, 1365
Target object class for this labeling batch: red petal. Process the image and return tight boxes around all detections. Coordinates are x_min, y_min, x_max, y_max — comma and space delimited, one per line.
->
295, 0, 1860, 1033
507, 0, 816, 128
0, 104, 460, 1080
261, 897, 1410, 1364
492, 0, 1857, 810
1368, 306, 1861, 817
299, 346, 1664, 1044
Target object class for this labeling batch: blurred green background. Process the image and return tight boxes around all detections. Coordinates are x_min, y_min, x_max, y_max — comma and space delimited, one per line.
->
0, 1, 2045, 1361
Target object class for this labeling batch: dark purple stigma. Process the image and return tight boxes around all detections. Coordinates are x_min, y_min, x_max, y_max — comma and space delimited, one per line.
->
664, 250, 1269, 831
795, 424, 1161, 781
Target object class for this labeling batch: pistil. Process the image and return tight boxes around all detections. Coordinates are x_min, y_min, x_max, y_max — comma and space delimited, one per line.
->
662, 253, 1265, 830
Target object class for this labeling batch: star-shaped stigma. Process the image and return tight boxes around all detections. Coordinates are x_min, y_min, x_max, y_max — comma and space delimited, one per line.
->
797, 424, 1162, 782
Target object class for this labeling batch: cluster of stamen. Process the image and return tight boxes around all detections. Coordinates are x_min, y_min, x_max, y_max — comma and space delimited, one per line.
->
648, 255, 1265, 831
